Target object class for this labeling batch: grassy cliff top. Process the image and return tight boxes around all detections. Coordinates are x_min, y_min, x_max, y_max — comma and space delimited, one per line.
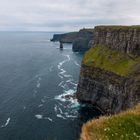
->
80, 103, 140, 140
79, 28, 94, 32
83, 44, 140, 76
95, 25, 140, 30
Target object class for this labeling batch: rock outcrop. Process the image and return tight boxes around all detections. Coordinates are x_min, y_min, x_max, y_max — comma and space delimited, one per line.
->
51, 28, 94, 52
94, 26, 140, 55
51, 32, 78, 43
77, 26, 140, 114
72, 29, 94, 52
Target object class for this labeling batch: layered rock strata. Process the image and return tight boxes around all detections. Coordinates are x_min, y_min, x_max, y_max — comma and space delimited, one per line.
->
77, 26, 140, 114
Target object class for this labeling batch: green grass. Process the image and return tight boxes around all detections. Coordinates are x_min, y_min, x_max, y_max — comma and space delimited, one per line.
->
83, 44, 140, 76
95, 25, 140, 30
80, 104, 140, 140
80, 28, 94, 32
104, 114, 140, 140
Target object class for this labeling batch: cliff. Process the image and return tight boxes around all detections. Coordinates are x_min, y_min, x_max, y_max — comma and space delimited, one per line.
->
94, 26, 140, 55
80, 103, 140, 140
50, 32, 78, 43
77, 26, 140, 114
51, 28, 94, 52
72, 29, 94, 52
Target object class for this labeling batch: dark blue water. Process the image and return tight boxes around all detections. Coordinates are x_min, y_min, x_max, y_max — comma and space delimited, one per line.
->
0, 32, 101, 140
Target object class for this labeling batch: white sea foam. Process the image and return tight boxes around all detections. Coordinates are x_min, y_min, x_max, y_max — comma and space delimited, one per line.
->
38, 104, 43, 107
45, 117, 53, 122
58, 107, 63, 114
63, 74, 72, 78
41, 99, 45, 103
36, 77, 41, 88
1, 118, 11, 128
55, 89, 75, 102
58, 74, 63, 79
37, 83, 40, 88
57, 114, 66, 120
58, 81, 64, 86
65, 114, 77, 118
74, 61, 81, 67
63, 54, 70, 61
54, 105, 57, 112
59, 68, 66, 75
57, 55, 71, 79
35, 115, 43, 119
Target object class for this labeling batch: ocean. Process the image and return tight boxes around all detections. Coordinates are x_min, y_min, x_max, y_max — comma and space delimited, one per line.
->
0, 32, 101, 140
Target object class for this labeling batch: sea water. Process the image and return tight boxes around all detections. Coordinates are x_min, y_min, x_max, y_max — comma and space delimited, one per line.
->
0, 32, 101, 140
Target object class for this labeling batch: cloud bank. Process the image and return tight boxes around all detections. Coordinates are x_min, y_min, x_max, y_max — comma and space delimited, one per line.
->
0, 0, 140, 31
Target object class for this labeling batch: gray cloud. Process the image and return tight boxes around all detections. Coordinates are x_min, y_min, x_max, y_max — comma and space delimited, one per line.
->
0, 0, 139, 31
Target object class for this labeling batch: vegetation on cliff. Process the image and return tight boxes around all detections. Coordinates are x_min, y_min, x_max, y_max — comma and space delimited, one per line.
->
95, 25, 140, 30
83, 44, 140, 76
80, 103, 140, 140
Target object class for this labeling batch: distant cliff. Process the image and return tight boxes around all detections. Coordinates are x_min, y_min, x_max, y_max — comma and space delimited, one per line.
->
72, 29, 94, 52
77, 26, 140, 114
51, 29, 94, 52
50, 32, 78, 43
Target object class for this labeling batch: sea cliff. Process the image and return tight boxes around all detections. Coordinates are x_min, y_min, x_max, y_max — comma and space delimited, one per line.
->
51, 28, 94, 52
77, 26, 140, 114
51, 32, 78, 43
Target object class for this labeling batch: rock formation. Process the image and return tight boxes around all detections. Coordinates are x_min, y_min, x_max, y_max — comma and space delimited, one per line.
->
51, 32, 78, 43
77, 26, 140, 114
51, 28, 94, 52
72, 29, 94, 52
94, 26, 140, 55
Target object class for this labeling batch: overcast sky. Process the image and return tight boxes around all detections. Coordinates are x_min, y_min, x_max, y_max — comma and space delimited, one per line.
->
0, 0, 140, 31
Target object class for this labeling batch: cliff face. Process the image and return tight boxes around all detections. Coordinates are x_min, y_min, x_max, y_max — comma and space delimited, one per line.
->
77, 64, 140, 114
50, 32, 78, 43
72, 29, 94, 52
77, 26, 140, 114
94, 26, 140, 55
51, 29, 94, 52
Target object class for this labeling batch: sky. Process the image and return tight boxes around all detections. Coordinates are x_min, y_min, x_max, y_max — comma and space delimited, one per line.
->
0, 0, 140, 31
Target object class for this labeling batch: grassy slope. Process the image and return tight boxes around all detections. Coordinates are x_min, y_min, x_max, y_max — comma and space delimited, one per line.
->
95, 25, 140, 30
83, 44, 140, 76
80, 103, 140, 140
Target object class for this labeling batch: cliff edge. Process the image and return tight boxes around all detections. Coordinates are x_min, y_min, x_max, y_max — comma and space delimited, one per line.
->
77, 26, 140, 114
80, 103, 140, 140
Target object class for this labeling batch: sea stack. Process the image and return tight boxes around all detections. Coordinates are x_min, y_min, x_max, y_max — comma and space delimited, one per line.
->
60, 41, 63, 49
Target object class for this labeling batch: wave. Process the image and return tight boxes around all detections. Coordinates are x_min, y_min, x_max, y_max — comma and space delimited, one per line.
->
38, 104, 43, 107
41, 99, 45, 103
1, 118, 11, 128
74, 61, 81, 67
57, 55, 71, 79
37, 83, 40, 88
35, 115, 43, 119
56, 114, 66, 120
45, 117, 53, 122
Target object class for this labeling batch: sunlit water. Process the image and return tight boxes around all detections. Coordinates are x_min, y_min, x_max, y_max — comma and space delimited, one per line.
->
0, 32, 101, 140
